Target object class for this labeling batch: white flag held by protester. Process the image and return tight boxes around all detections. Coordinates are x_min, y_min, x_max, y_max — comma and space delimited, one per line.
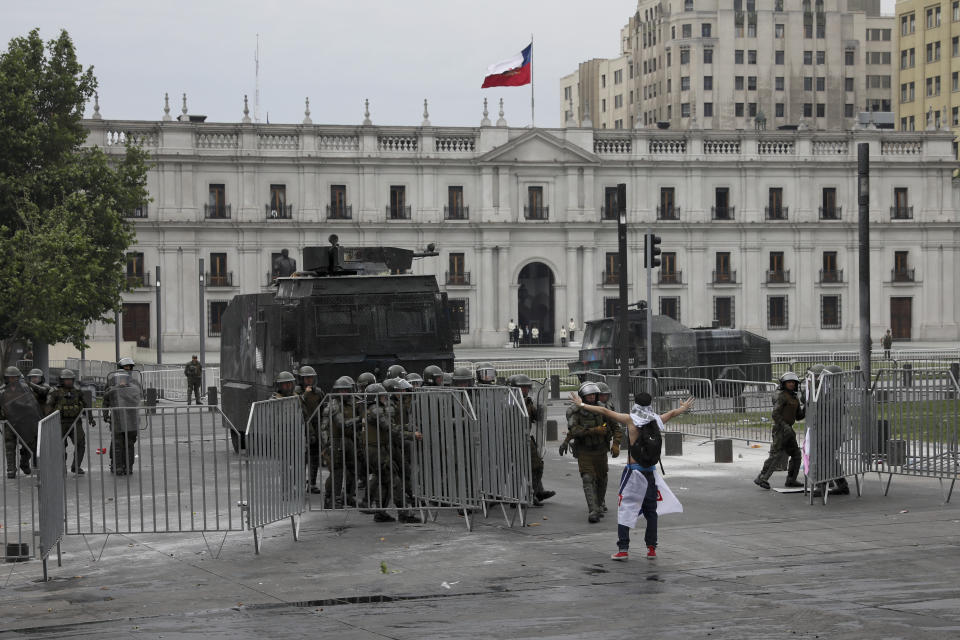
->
617, 468, 683, 529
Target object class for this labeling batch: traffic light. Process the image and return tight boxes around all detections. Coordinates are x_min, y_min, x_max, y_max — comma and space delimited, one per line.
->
645, 233, 662, 268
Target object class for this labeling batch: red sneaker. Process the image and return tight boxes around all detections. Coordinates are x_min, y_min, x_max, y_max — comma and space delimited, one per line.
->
647, 545, 657, 558
610, 551, 629, 561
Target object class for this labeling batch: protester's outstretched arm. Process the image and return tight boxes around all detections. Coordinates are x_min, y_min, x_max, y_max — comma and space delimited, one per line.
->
568, 392, 631, 424
660, 397, 695, 423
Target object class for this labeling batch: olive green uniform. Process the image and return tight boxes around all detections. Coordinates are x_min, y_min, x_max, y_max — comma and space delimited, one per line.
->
567, 405, 610, 517
364, 401, 406, 510
299, 387, 324, 490
323, 396, 362, 506
758, 389, 805, 483
184, 361, 203, 405
525, 395, 546, 497
46, 384, 90, 472
598, 400, 624, 511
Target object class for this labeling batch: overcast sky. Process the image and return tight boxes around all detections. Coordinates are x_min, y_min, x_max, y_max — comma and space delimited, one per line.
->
5, 0, 897, 128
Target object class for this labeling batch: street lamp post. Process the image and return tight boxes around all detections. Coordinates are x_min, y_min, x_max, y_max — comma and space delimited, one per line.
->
155, 265, 162, 365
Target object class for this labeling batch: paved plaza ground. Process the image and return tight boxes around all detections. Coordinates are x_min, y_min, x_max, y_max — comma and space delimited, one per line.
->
1, 400, 958, 639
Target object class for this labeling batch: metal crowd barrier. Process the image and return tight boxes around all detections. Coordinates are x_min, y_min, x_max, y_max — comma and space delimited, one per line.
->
36, 412, 65, 579
873, 368, 959, 502
1, 420, 37, 563
307, 388, 535, 530
59, 407, 245, 539
140, 367, 221, 402
245, 396, 306, 554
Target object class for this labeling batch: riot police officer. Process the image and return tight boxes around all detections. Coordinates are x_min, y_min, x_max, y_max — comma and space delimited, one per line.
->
324, 375, 361, 507
298, 366, 325, 493
356, 372, 377, 390
46, 369, 93, 475
363, 383, 419, 523
27, 368, 50, 405
451, 367, 473, 388
593, 381, 622, 513
511, 374, 555, 506
405, 372, 424, 389
385, 364, 407, 381
475, 362, 497, 386
567, 381, 611, 522
118, 357, 136, 372
754, 371, 805, 490
102, 370, 142, 476
272, 371, 297, 398
1, 367, 36, 478
422, 365, 444, 387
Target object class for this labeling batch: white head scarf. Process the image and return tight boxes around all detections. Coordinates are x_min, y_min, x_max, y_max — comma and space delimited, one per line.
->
630, 403, 665, 431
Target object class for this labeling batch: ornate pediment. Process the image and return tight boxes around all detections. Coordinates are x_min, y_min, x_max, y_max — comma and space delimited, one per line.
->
479, 129, 599, 164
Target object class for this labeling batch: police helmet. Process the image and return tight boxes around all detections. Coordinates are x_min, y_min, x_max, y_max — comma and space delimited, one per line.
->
808, 364, 826, 377
382, 377, 400, 392
779, 371, 800, 388
3, 366, 21, 378
299, 365, 317, 377
59, 369, 76, 380
394, 378, 413, 392
441, 372, 453, 387
451, 367, 474, 384
596, 381, 612, 396
510, 373, 533, 388
118, 357, 135, 369
506, 374, 520, 387
386, 364, 407, 379
332, 376, 355, 392
475, 362, 497, 384
28, 368, 44, 378
276, 371, 296, 384
405, 372, 423, 387
824, 365, 843, 374
357, 372, 377, 388
364, 383, 386, 395
578, 381, 601, 400
423, 365, 444, 385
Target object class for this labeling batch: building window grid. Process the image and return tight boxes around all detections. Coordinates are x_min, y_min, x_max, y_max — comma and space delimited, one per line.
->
767, 296, 789, 330
713, 296, 735, 328
821, 295, 842, 329
208, 301, 228, 337
660, 296, 681, 322
448, 298, 469, 334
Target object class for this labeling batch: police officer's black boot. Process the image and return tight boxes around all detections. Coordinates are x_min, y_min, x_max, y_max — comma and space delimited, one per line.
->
19, 450, 31, 476
5, 452, 16, 479
784, 456, 803, 488
582, 475, 601, 523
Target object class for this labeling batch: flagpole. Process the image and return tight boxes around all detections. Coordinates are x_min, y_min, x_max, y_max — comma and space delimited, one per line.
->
530, 33, 535, 128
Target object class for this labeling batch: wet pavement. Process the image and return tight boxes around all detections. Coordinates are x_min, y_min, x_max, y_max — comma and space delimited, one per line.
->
1, 419, 958, 639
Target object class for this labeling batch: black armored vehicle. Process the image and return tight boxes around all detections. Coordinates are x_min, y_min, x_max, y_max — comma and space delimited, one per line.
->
219, 239, 456, 432
570, 310, 772, 389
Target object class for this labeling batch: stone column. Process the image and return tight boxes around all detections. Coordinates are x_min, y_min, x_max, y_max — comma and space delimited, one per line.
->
497, 245, 512, 331
582, 246, 596, 323
565, 246, 579, 326
480, 247, 495, 343
554, 284, 567, 346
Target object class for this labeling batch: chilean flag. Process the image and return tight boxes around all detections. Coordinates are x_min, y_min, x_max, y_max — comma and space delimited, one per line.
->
481, 44, 532, 88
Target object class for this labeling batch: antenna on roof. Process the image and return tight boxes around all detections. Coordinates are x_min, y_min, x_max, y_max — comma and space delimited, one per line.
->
254, 34, 261, 124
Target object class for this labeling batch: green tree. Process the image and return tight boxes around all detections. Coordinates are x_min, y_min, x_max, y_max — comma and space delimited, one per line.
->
0, 28, 149, 364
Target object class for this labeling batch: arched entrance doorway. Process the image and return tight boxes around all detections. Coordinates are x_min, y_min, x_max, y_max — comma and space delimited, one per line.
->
517, 262, 554, 345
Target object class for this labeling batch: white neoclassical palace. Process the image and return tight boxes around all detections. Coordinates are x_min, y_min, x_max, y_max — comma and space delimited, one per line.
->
79, 104, 960, 358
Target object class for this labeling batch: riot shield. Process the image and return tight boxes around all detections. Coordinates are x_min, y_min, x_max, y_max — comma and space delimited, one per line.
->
105, 374, 142, 433
0, 379, 41, 448
533, 380, 547, 457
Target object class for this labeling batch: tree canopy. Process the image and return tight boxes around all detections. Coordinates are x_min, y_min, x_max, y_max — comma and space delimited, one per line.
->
0, 29, 149, 358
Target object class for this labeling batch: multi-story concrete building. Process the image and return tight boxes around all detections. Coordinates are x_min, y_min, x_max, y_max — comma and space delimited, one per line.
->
561, 0, 895, 131
894, 0, 960, 151
73, 109, 959, 361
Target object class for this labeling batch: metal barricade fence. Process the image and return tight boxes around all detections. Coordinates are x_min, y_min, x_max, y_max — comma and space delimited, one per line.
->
306, 388, 533, 529
245, 396, 305, 554
1, 420, 37, 562
471, 386, 533, 526
804, 370, 873, 503
36, 411, 65, 579
872, 368, 959, 501
61, 407, 245, 536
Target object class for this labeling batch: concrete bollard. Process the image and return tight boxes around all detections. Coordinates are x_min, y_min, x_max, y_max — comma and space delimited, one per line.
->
145, 387, 158, 414
714, 438, 733, 463
207, 386, 218, 413
664, 431, 683, 456
546, 419, 558, 442
887, 439, 907, 467
902, 363, 913, 387
550, 375, 560, 400
4, 543, 30, 563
